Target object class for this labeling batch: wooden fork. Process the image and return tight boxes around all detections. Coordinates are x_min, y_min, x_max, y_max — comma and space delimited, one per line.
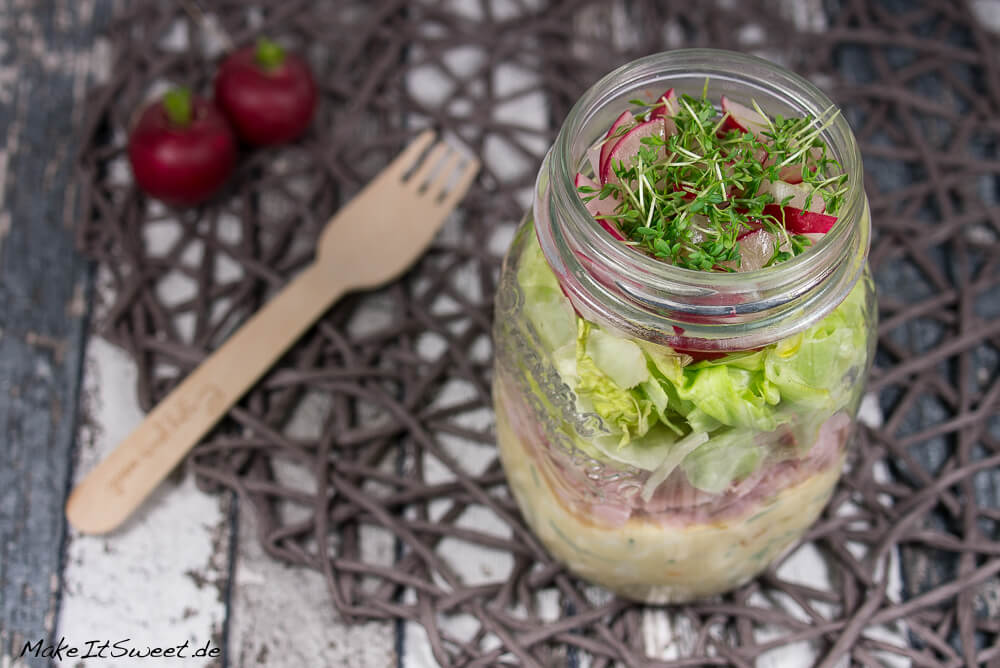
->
66, 130, 479, 534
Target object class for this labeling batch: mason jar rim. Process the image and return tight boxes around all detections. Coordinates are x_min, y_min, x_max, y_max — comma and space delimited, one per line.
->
534, 48, 869, 350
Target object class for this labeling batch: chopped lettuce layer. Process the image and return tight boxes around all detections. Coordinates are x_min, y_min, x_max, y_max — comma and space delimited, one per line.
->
680, 429, 763, 494
515, 232, 869, 494
516, 236, 576, 350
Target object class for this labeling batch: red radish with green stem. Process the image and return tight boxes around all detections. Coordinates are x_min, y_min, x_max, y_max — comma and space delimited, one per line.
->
127, 87, 237, 206
214, 37, 317, 146
762, 205, 837, 234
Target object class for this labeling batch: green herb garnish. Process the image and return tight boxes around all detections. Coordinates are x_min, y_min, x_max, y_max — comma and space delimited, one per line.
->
582, 89, 847, 271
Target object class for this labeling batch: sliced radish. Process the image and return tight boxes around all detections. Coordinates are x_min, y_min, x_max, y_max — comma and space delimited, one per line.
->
672, 182, 697, 201
760, 179, 825, 212
762, 204, 837, 234
777, 163, 804, 184
598, 110, 635, 178
720, 97, 771, 168
720, 97, 823, 185
600, 118, 666, 185
735, 229, 775, 272
686, 214, 711, 245
721, 95, 769, 137
597, 220, 627, 241
649, 88, 677, 119
575, 173, 597, 187
716, 229, 772, 272
585, 143, 602, 178
575, 173, 613, 216
647, 89, 677, 141
575, 173, 626, 240
735, 219, 764, 240
770, 146, 823, 184
718, 114, 746, 135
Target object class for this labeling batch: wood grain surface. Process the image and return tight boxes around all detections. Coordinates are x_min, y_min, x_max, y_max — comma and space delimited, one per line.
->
0, 1, 112, 662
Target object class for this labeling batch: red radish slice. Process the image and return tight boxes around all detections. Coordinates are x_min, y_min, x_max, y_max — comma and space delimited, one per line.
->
761, 179, 825, 212
597, 220, 626, 240
686, 214, 711, 245
762, 204, 837, 234
777, 164, 804, 184
719, 114, 746, 135
585, 144, 602, 178
774, 146, 823, 184
720, 97, 821, 185
671, 182, 697, 201
600, 118, 666, 185
721, 96, 770, 166
735, 220, 764, 240
649, 88, 677, 119
574, 172, 599, 193
721, 96, 769, 137
648, 89, 678, 138
598, 111, 635, 178
575, 173, 626, 240
735, 229, 775, 272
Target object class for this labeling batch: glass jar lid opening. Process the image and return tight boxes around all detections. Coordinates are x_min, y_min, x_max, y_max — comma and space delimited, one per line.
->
534, 49, 869, 351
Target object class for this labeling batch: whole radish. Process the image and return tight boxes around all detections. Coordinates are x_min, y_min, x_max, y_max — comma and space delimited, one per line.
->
127, 88, 237, 206
214, 38, 317, 146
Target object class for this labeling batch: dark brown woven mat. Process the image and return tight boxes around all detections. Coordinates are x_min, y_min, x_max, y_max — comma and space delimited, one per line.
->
76, 0, 1000, 665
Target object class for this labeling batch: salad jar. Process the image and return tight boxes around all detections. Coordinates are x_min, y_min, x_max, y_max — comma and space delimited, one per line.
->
492, 49, 876, 603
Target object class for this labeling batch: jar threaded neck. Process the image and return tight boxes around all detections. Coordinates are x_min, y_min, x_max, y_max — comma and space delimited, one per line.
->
534, 49, 868, 351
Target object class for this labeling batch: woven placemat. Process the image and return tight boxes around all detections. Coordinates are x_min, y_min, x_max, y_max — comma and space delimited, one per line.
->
76, 0, 1000, 665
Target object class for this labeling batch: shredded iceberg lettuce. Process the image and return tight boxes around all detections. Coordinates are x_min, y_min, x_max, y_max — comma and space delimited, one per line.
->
681, 429, 763, 493
585, 324, 649, 389
516, 234, 576, 350
573, 321, 654, 445
514, 230, 870, 492
673, 365, 781, 432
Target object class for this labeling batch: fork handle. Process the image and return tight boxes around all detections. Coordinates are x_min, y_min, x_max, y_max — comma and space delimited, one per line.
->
66, 262, 344, 534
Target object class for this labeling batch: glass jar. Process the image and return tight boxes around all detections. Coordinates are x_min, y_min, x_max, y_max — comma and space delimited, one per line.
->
492, 49, 876, 603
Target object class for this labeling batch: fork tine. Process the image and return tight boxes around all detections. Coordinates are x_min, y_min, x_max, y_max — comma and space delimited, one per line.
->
424, 150, 463, 194
386, 129, 437, 179
436, 157, 481, 211
407, 142, 451, 188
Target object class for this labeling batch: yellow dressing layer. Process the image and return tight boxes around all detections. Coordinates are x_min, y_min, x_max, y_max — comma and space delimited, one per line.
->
495, 389, 844, 603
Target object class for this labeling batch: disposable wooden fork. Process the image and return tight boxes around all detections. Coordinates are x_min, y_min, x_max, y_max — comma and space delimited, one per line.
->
66, 130, 479, 534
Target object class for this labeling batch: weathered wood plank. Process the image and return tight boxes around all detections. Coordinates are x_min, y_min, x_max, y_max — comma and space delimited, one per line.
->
38, 4, 233, 664
58, 332, 232, 668
0, 1, 112, 663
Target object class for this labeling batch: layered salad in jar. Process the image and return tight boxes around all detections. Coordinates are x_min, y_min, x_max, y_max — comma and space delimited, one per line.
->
493, 84, 875, 603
